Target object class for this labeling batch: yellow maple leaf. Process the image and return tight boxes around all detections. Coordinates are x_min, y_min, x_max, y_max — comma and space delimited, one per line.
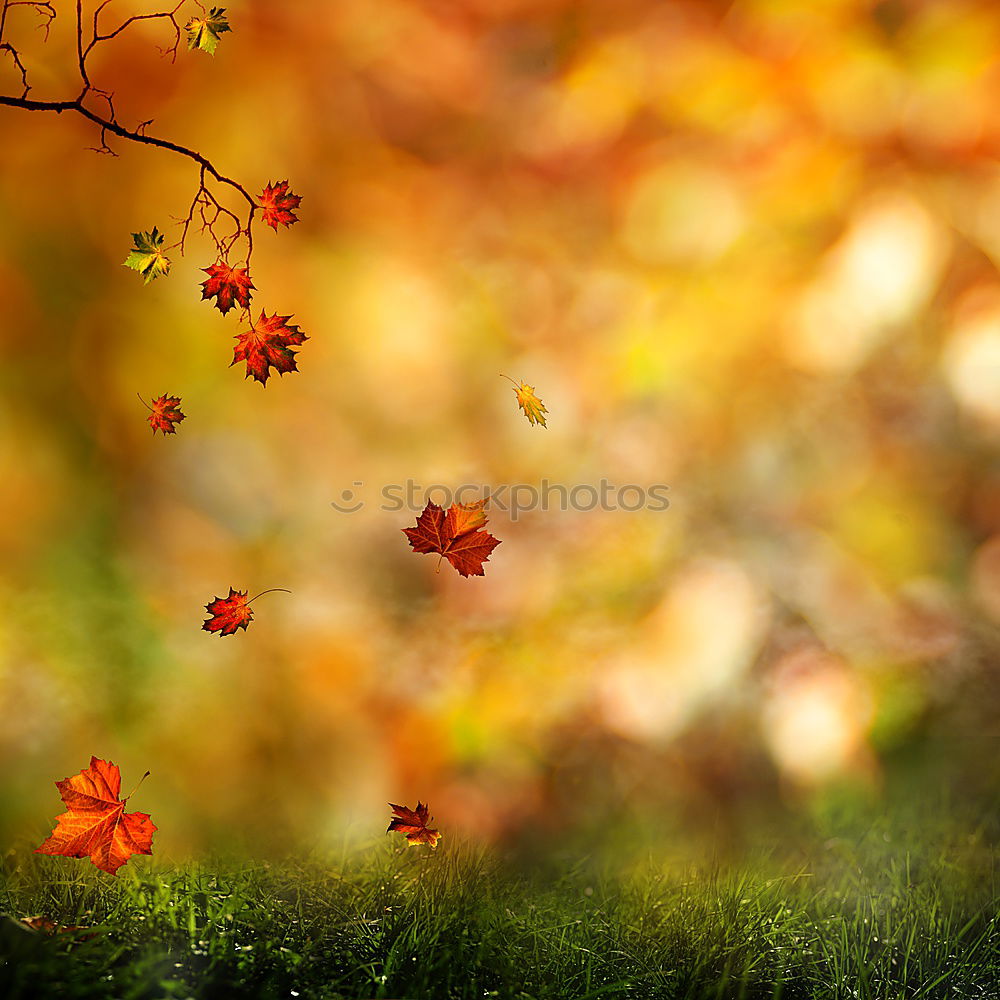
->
501, 374, 548, 428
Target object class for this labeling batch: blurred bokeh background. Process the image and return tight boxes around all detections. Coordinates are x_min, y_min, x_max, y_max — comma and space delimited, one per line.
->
2, 0, 1000, 859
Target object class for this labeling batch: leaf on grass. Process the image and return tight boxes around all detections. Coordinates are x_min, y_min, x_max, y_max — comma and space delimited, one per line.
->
20, 916, 98, 939
186, 6, 231, 55
34, 757, 155, 876
259, 180, 301, 231
200, 262, 254, 315
123, 228, 170, 284
232, 310, 307, 385
502, 374, 547, 427
142, 393, 185, 435
202, 587, 289, 636
387, 802, 441, 847
20, 916, 59, 933
403, 500, 501, 578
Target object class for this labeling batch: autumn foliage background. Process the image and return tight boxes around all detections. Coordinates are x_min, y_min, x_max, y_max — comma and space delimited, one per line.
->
3, 0, 1000, 859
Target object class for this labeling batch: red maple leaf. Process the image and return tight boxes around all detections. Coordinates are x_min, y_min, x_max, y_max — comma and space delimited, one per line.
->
403, 500, 501, 578
202, 587, 290, 636
140, 393, 185, 434
35, 757, 156, 875
200, 262, 254, 315
258, 180, 301, 231
232, 311, 308, 385
387, 802, 441, 847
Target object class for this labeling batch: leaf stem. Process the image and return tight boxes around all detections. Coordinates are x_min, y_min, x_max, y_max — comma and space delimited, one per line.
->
246, 588, 292, 606
123, 770, 151, 802
136, 392, 152, 411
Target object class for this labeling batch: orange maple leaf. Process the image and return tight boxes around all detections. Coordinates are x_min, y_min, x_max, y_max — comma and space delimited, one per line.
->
258, 180, 301, 231
200, 262, 254, 315
139, 393, 185, 435
232, 310, 308, 386
387, 802, 441, 847
202, 587, 291, 636
35, 757, 156, 875
402, 500, 501, 578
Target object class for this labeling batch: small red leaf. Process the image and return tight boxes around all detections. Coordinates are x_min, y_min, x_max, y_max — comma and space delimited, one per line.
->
387, 801, 441, 847
202, 587, 290, 636
143, 394, 185, 435
258, 180, 301, 231
202, 587, 253, 636
200, 262, 254, 315
231, 311, 308, 386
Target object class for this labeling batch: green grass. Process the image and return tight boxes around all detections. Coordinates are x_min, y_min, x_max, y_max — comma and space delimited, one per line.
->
1, 823, 998, 1000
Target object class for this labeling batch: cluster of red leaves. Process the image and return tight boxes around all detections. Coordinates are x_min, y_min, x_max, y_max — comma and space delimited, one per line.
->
140, 181, 305, 433
403, 500, 501, 577
201, 182, 305, 384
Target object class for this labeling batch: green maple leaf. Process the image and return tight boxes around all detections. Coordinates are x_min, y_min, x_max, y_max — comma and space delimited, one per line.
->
123, 228, 171, 285
185, 7, 231, 55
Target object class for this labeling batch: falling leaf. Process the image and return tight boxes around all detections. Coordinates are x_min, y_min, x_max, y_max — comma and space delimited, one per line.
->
501, 374, 547, 427
200, 262, 254, 315
123, 228, 170, 284
186, 6, 231, 55
259, 180, 301, 231
387, 802, 441, 847
232, 310, 307, 385
202, 587, 290, 636
203, 588, 252, 636
140, 393, 185, 435
403, 500, 501, 578
34, 757, 156, 876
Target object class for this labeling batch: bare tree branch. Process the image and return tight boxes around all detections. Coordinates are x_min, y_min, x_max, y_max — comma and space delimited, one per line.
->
0, 0, 55, 96
0, 2, 258, 269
